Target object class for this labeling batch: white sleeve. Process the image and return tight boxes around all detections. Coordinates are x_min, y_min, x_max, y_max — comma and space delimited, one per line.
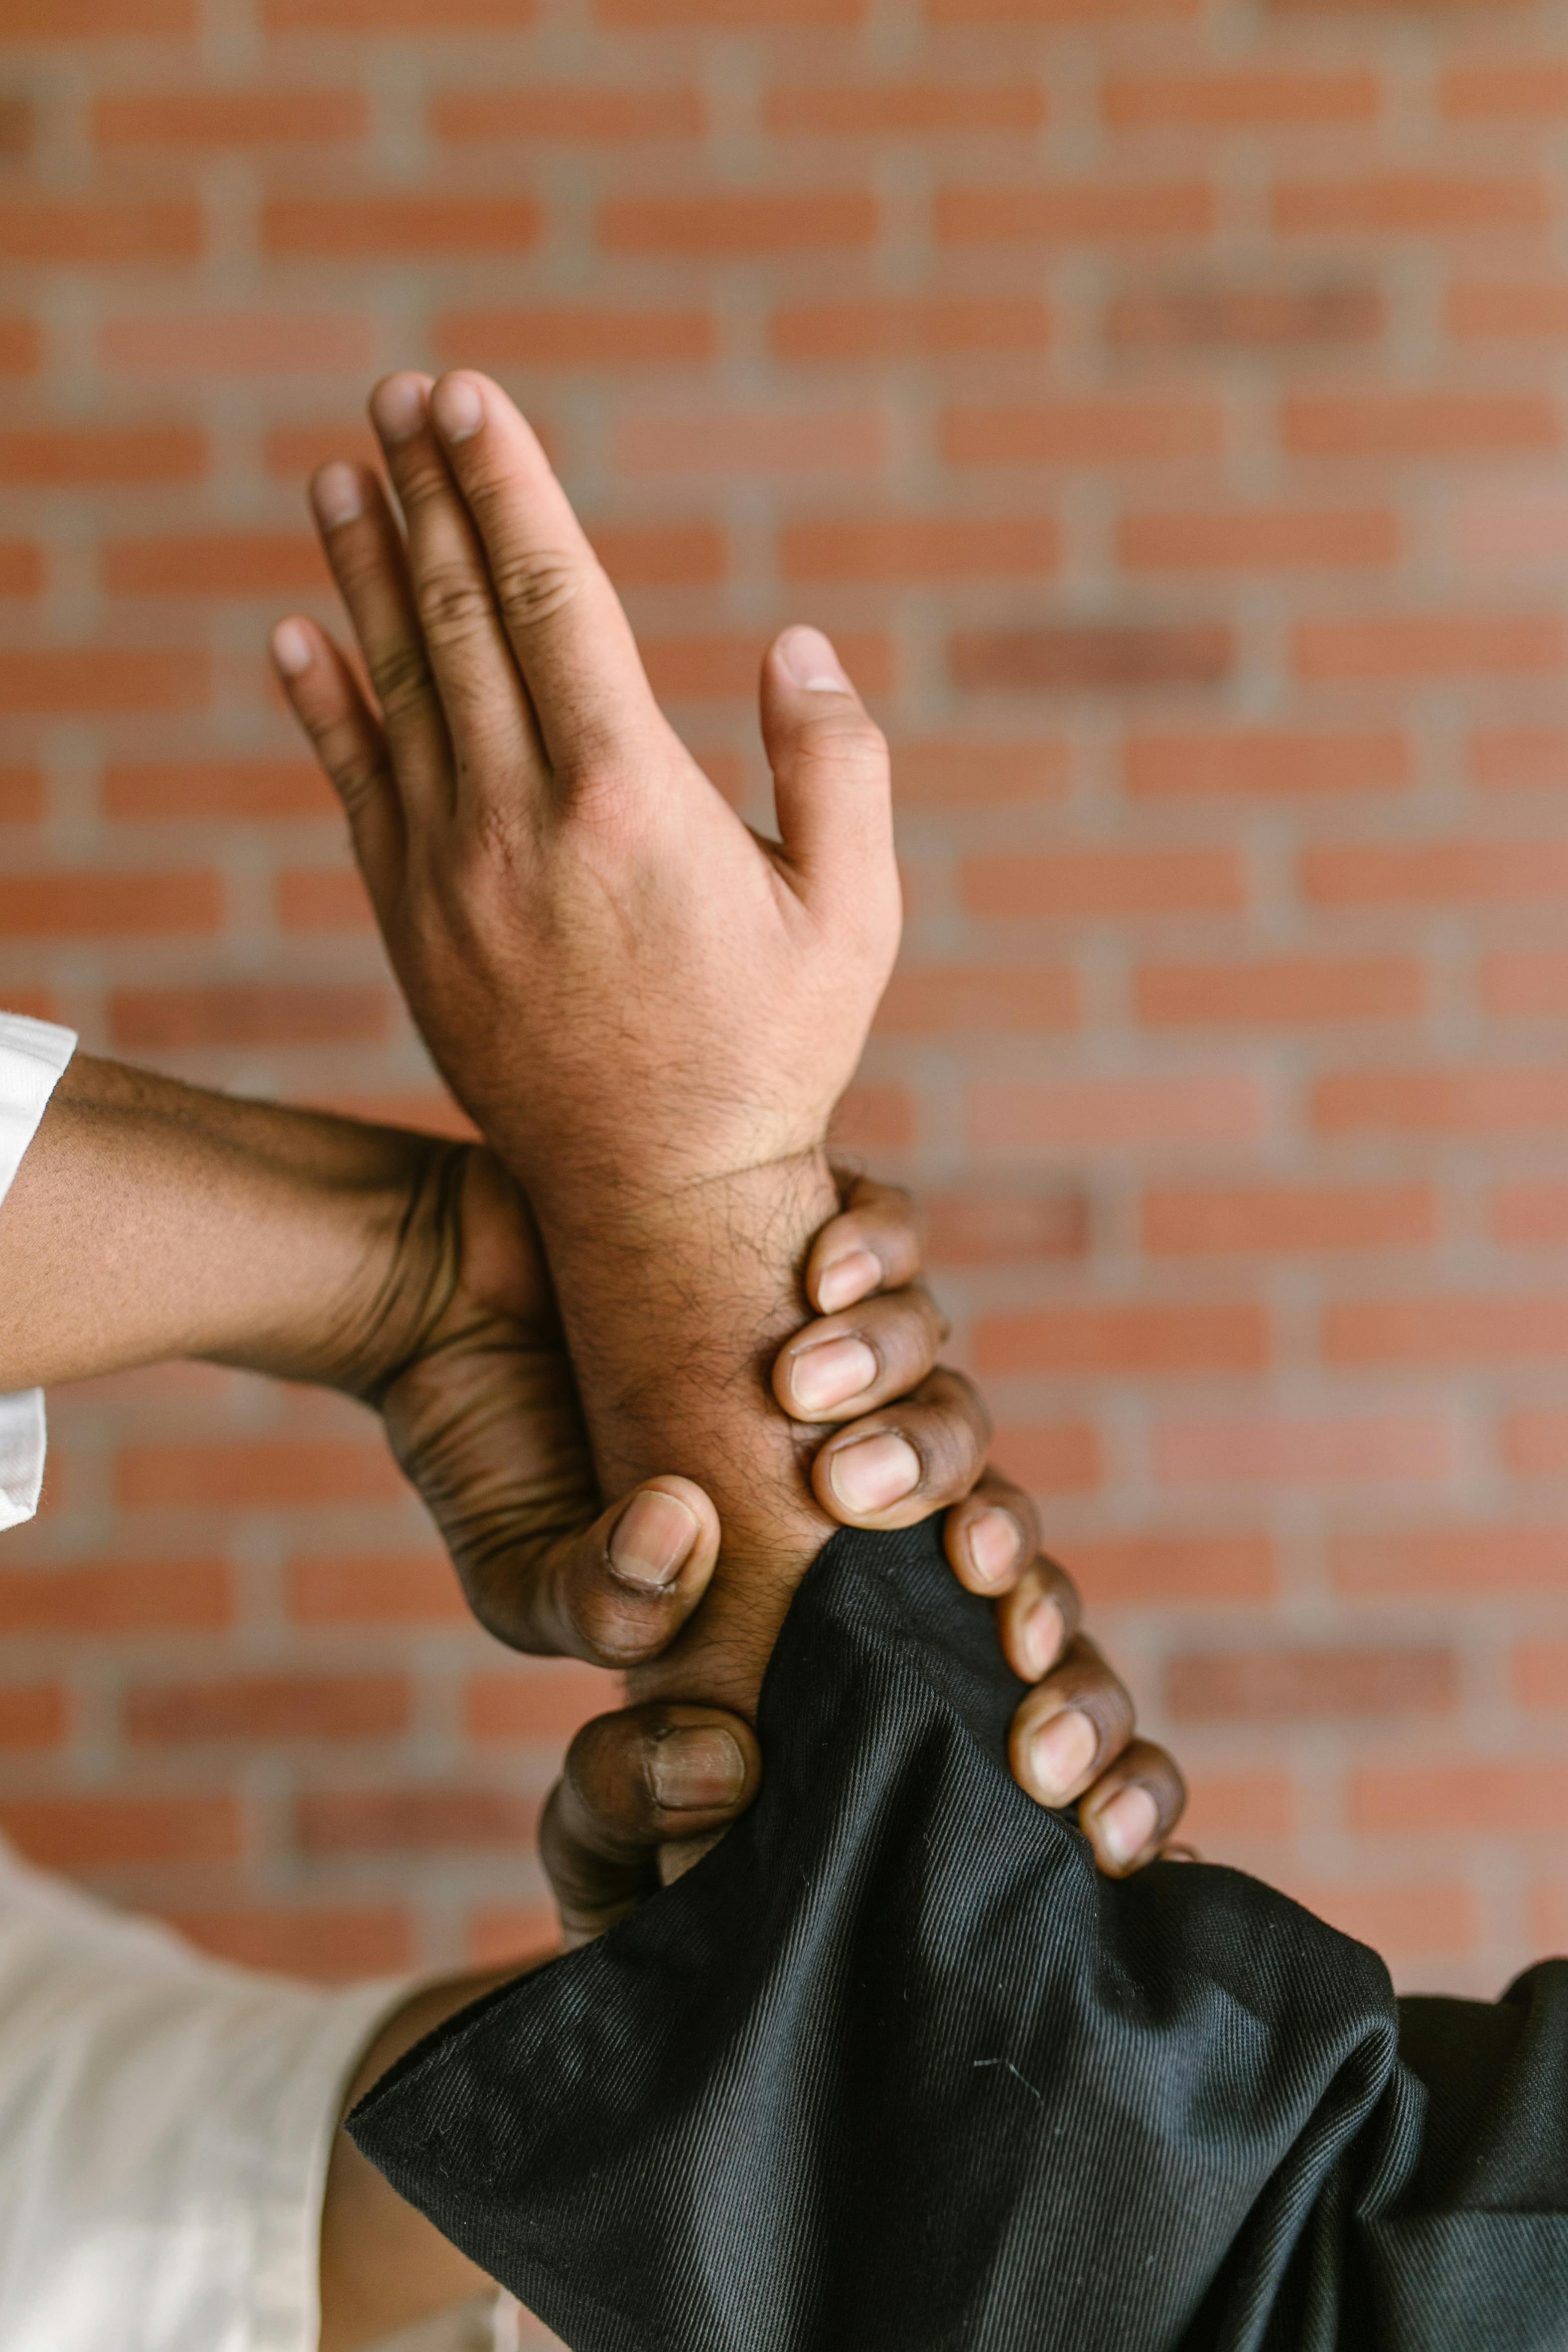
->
0, 1011, 77, 1532
0, 1836, 412, 2352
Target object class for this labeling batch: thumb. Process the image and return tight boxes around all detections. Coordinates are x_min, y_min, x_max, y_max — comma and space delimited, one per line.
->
760, 625, 894, 901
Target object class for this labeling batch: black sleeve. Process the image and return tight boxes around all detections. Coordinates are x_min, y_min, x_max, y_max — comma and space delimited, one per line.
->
348, 1518, 1568, 2352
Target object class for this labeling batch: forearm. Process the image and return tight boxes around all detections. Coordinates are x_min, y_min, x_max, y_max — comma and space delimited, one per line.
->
0, 1053, 440, 1394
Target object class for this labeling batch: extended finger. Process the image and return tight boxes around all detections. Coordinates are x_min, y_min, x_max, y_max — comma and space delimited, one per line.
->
944, 1468, 1043, 1598
367, 372, 541, 815
811, 1366, 991, 1529
464, 1476, 722, 1671
307, 452, 453, 812
1079, 1739, 1187, 1879
773, 1284, 947, 1424
807, 1176, 925, 1315
1007, 1635, 1136, 1811
270, 615, 404, 915
995, 1551, 1083, 1682
541, 1700, 762, 1947
427, 370, 663, 788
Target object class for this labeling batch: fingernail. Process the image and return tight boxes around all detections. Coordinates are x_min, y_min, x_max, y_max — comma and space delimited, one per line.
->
828, 1431, 919, 1514
432, 373, 485, 443
311, 462, 362, 528
967, 1506, 1022, 1590
1016, 1595, 1064, 1682
649, 1728, 746, 1811
1028, 1708, 1097, 1802
1100, 1783, 1159, 1867
816, 1248, 881, 1314
607, 1488, 700, 1592
271, 619, 313, 679
370, 374, 427, 445
789, 1334, 877, 1415
778, 623, 850, 693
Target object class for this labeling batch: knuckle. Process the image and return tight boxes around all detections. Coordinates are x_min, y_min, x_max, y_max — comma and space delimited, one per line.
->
490, 544, 589, 634
415, 561, 502, 648
370, 636, 436, 726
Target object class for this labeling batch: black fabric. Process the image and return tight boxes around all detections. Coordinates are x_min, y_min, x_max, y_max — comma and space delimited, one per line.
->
351, 1520, 1568, 2350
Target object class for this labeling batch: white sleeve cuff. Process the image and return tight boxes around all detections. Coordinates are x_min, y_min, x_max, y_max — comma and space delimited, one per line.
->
0, 1012, 77, 1532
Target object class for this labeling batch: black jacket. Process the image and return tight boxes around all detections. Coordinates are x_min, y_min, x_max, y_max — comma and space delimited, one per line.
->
352, 1518, 1568, 2351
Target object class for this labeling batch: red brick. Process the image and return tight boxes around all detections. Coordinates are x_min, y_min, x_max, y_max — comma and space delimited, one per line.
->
9, 0, 193, 25
276, 868, 376, 932
435, 305, 713, 368
783, 515, 1057, 584
0, 320, 41, 376
1125, 728, 1409, 798
266, 0, 534, 26
877, 965, 1078, 1032
989, 1422, 1103, 1493
110, 983, 390, 1051
972, 1074, 1262, 1154
0, 768, 45, 824
1107, 284, 1381, 350
1119, 507, 1397, 571
1145, 1181, 1437, 1256
1332, 1524, 1568, 1599
893, 738, 1070, 804
1275, 173, 1546, 237
977, 1301, 1269, 1378
465, 1662, 619, 1744
1064, 1532, 1276, 1606
0, 424, 205, 485
466, 1906, 558, 1966
1167, 1645, 1455, 1721
432, 87, 704, 142
827, 1083, 915, 1153
1493, 1182, 1568, 1243
127, 1674, 409, 1743
1283, 1881, 1476, 1958
642, 629, 890, 702
103, 531, 328, 597
767, 80, 1045, 136
924, 1187, 1089, 1265
938, 183, 1215, 245
1447, 282, 1568, 339
1502, 1411, 1568, 1475
168, 1906, 415, 1980
1181, 1770, 1294, 1845
265, 196, 538, 260
1481, 950, 1568, 1018
100, 312, 376, 377
265, 420, 381, 482
0, 543, 43, 597
0, 1686, 67, 1749
297, 1786, 537, 1853
0, 870, 220, 934
1137, 955, 1423, 1027
2, 201, 202, 268
946, 396, 1222, 467
1351, 1764, 1568, 1839
928, 0, 1202, 20
1105, 69, 1380, 128
1470, 726, 1568, 789
0, 651, 208, 716
0, 1559, 232, 1635
954, 623, 1232, 692
1440, 61, 1568, 119
287, 1550, 467, 1625
590, 523, 726, 588
616, 408, 886, 479
0, 1795, 240, 1871
773, 297, 1051, 361
118, 1438, 404, 1510
1513, 1642, 1568, 1708
964, 845, 1245, 919
1295, 614, 1568, 682
94, 90, 368, 145
1303, 838, 1568, 906
103, 757, 332, 820
1530, 1881, 1568, 1950
599, 191, 876, 257
1156, 1413, 1451, 1488
1283, 391, 1559, 458
1316, 1067, 1568, 1137
602, 0, 861, 18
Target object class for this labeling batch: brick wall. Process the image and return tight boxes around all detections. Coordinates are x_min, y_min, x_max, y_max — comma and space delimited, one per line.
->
5, 0, 1568, 2012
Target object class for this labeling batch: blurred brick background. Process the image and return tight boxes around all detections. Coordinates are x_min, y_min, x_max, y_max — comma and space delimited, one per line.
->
5, 0, 1568, 2024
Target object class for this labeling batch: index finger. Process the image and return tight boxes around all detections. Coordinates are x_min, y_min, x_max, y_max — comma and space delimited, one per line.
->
427, 370, 663, 787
